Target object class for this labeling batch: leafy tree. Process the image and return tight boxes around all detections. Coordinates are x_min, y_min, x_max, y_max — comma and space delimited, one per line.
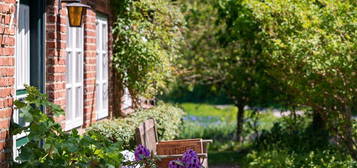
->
218, 0, 357, 159
111, 0, 184, 107
177, 0, 284, 141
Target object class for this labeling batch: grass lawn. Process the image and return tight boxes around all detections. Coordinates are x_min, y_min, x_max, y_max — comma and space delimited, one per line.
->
179, 102, 278, 129
177, 103, 280, 166
179, 103, 237, 122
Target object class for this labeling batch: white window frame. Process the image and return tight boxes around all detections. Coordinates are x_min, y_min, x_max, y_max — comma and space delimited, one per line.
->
65, 21, 84, 130
95, 14, 109, 119
15, 4, 30, 90
13, 3, 30, 160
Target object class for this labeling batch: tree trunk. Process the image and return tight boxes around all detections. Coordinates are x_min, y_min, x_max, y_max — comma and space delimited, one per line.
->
312, 108, 326, 131
236, 103, 245, 142
342, 105, 357, 160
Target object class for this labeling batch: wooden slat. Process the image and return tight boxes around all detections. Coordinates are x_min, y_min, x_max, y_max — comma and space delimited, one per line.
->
135, 119, 157, 153
159, 139, 202, 144
157, 140, 203, 155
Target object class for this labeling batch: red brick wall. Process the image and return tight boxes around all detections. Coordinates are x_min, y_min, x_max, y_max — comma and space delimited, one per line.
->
0, 0, 16, 166
83, 9, 97, 127
46, 0, 67, 127
46, 0, 114, 129
0, 0, 115, 164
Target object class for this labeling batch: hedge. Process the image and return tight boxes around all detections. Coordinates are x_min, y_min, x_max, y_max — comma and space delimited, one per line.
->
86, 103, 184, 149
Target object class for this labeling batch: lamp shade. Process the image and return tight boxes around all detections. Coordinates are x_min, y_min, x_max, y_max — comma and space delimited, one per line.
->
66, 3, 90, 27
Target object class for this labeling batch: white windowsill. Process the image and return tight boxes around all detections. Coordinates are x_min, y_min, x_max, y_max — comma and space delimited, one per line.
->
65, 119, 83, 131
96, 110, 108, 120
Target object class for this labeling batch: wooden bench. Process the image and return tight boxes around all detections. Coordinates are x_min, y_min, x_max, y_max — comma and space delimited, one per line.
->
135, 119, 212, 168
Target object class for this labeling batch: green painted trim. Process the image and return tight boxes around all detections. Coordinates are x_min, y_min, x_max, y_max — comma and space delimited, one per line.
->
20, 0, 30, 5
16, 89, 27, 96
16, 137, 29, 148
29, 0, 45, 94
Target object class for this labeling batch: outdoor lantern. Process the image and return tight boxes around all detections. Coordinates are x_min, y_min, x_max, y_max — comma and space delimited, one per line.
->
63, 0, 90, 27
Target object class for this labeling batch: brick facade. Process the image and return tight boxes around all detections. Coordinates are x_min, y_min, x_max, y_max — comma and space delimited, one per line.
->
0, 0, 16, 166
0, 0, 117, 165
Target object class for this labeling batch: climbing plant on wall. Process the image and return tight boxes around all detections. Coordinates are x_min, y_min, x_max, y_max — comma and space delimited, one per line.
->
111, 0, 184, 104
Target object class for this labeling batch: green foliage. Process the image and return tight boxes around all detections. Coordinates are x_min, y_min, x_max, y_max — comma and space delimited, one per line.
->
112, 0, 184, 99
175, 0, 287, 141
177, 0, 285, 107
247, 149, 357, 168
218, 0, 357, 158
247, 118, 356, 168
11, 86, 123, 168
87, 103, 184, 149
159, 84, 232, 104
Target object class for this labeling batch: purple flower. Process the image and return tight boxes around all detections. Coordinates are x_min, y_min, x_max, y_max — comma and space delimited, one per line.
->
168, 149, 202, 168
169, 160, 185, 168
134, 144, 150, 161
182, 149, 198, 162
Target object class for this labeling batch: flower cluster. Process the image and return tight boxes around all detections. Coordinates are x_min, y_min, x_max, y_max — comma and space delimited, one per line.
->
134, 144, 151, 161
121, 150, 140, 168
169, 149, 202, 168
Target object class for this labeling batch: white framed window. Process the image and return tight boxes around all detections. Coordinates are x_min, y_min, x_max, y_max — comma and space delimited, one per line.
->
15, 4, 30, 90
65, 21, 84, 130
95, 14, 109, 119
13, 3, 30, 160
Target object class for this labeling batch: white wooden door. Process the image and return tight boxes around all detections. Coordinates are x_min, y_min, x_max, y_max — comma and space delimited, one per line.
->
65, 22, 84, 130
96, 14, 109, 119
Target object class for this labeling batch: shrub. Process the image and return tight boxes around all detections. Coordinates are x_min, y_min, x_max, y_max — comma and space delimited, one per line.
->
87, 103, 184, 149
247, 117, 357, 168
178, 118, 236, 141
254, 117, 329, 153
11, 86, 123, 168
247, 149, 357, 168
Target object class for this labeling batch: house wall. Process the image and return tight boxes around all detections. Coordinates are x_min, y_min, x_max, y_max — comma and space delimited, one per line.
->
0, 0, 16, 166
46, 0, 114, 129
0, 0, 116, 165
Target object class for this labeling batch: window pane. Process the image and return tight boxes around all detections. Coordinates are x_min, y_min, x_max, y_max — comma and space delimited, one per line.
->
16, 4, 30, 90
96, 53, 100, 80
17, 98, 26, 127
76, 27, 82, 49
96, 84, 100, 112
102, 24, 107, 50
66, 88, 72, 120
102, 53, 107, 80
96, 22, 100, 50
76, 52, 83, 83
66, 52, 72, 83
75, 87, 82, 118
103, 83, 108, 110
67, 26, 72, 46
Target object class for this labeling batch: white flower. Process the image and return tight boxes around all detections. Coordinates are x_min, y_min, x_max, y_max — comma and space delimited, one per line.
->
121, 150, 135, 162
121, 150, 140, 168
141, 36, 148, 43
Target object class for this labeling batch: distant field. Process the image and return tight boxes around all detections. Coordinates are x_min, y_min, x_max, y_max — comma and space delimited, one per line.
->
178, 103, 278, 129
179, 103, 237, 122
